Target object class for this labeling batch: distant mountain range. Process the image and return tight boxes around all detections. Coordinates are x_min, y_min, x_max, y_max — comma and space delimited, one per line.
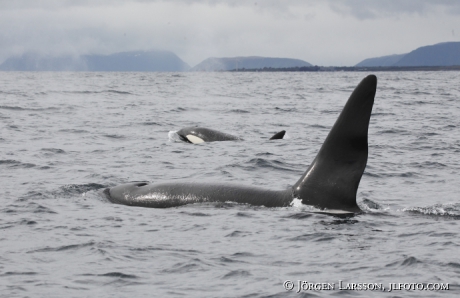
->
356, 42, 460, 67
0, 51, 191, 71
0, 53, 311, 71
191, 56, 312, 71
1, 41, 459, 71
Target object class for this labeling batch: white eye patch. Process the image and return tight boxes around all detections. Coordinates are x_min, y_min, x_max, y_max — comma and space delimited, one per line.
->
186, 135, 205, 144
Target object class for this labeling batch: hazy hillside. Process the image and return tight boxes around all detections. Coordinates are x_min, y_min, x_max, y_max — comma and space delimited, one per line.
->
394, 42, 460, 66
356, 42, 460, 67
0, 51, 190, 71
355, 54, 406, 67
0, 53, 86, 71
191, 56, 312, 71
82, 51, 190, 71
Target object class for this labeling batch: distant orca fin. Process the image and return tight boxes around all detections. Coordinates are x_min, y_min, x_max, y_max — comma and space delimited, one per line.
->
269, 130, 286, 140
293, 75, 377, 212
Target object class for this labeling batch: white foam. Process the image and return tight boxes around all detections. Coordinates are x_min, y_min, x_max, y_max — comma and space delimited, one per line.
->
289, 198, 355, 215
290, 198, 303, 207
168, 130, 181, 142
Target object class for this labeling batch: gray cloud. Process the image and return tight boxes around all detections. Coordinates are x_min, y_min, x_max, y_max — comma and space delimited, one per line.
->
0, 0, 459, 66
328, 0, 460, 19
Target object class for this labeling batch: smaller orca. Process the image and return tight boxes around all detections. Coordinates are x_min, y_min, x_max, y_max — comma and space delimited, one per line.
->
176, 127, 286, 144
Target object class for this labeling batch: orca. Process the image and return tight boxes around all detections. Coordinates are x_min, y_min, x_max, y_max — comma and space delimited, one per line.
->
104, 75, 377, 214
176, 127, 286, 144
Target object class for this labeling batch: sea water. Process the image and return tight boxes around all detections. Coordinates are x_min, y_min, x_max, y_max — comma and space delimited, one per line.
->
1, 71, 459, 297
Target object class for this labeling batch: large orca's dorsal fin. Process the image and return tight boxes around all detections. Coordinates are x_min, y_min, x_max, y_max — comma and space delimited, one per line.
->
269, 130, 286, 140
293, 75, 377, 212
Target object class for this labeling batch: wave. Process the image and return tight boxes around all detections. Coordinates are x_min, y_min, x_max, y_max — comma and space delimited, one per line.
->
61, 90, 134, 95
232, 158, 299, 173
1, 202, 58, 215
129, 246, 199, 253
386, 256, 423, 268
225, 230, 251, 237
0, 105, 59, 111
161, 259, 209, 274
55, 183, 107, 196
0, 159, 36, 168
221, 270, 251, 279
408, 161, 446, 169
0, 105, 24, 111
309, 124, 328, 129
29, 241, 96, 253
0, 271, 39, 277
403, 203, 460, 218
58, 128, 89, 134
229, 109, 250, 113
320, 109, 340, 114
41, 148, 66, 155
381, 172, 418, 178
178, 211, 211, 217
360, 198, 384, 211
82, 272, 138, 279
371, 112, 396, 117
275, 107, 297, 112
400, 100, 434, 106
103, 134, 125, 139
30, 183, 108, 203
167, 107, 189, 113
105, 89, 133, 95
410, 91, 432, 95
283, 212, 314, 220
377, 129, 409, 134
288, 232, 336, 242
142, 121, 162, 126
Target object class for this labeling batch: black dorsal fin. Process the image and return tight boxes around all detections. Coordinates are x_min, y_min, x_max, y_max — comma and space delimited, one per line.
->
269, 130, 286, 140
293, 75, 377, 212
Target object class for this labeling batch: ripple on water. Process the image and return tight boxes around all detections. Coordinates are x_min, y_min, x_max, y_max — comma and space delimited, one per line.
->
403, 203, 460, 219
0, 159, 36, 169
221, 269, 251, 279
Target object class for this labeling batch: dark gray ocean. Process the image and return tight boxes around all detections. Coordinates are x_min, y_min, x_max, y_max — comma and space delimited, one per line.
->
1, 71, 459, 297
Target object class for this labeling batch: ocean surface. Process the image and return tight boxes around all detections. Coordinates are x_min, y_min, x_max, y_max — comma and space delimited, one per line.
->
1, 71, 459, 297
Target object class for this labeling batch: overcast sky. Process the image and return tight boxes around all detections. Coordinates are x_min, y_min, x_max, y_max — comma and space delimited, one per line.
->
1, 0, 459, 66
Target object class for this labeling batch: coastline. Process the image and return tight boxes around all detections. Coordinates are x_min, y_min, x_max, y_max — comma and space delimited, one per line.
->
228, 65, 460, 72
